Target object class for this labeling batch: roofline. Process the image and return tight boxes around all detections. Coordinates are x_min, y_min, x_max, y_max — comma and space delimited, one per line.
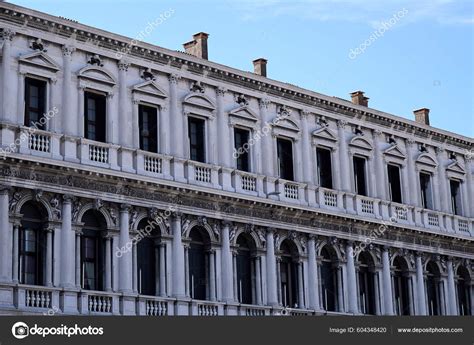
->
0, 1, 472, 146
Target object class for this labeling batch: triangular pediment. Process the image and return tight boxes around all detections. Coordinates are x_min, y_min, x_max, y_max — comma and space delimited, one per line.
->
78, 65, 116, 86
312, 126, 337, 141
132, 80, 167, 98
183, 93, 216, 111
384, 145, 406, 159
349, 136, 373, 151
228, 105, 258, 122
19, 51, 60, 72
416, 153, 437, 167
272, 117, 300, 132
446, 161, 465, 174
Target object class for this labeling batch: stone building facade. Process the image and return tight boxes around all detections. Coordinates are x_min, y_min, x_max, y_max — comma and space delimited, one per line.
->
0, 3, 472, 316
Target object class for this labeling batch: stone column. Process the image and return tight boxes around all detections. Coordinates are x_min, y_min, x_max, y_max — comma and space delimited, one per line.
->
337, 120, 351, 192
105, 236, 112, 291
465, 155, 473, 217
297, 261, 305, 309
446, 260, 458, 315
307, 235, 320, 311
337, 266, 344, 312
132, 243, 137, 293
60, 195, 75, 288
1, 29, 15, 123
0, 187, 10, 283
232, 251, 238, 301
132, 100, 140, 149
415, 253, 427, 315
255, 256, 262, 305
12, 222, 19, 283
276, 258, 282, 305
171, 213, 186, 298
382, 247, 394, 315
17, 71, 26, 125
75, 230, 82, 288
118, 60, 131, 147
301, 110, 313, 184
61, 45, 76, 135
119, 204, 132, 293
260, 99, 273, 176
216, 87, 230, 167
345, 242, 358, 313
220, 221, 234, 302
436, 147, 449, 213
159, 243, 167, 297
209, 250, 216, 301
77, 84, 86, 137
184, 244, 190, 297
45, 228, 54, 287
373, 130, 386, 199
406, 139, 419, 206
265, 228, 278, 306
169, 74, 183, 158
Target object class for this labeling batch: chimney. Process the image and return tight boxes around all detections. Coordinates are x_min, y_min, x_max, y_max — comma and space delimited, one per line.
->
183, 32, 209, 60
413, 108, 430, 125
253, 58, 267, 77
350, 91, 369, 107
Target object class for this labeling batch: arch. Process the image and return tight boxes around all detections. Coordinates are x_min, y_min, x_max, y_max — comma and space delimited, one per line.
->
392, 256, 412, 315
317, 241, 343, 262
183, 93, 216, 111
319, 243, 341, 312
356, 250, 377, 268
14, 192, 54, 221
277, 234, 304, 257
231, 227, 265, 250
77, 65, 116, 86
357, 250, 377, 315
456, 265, 472, 315
416, 153, 438, 168
279, 238, 300, 258
76, 202, 116, 229
131, 211, 168, 236
182, 219, 217, 242
349, 136, 373, 151
425, 260, 442, 315
278, 238, 301, 308
390, 253, 414, 271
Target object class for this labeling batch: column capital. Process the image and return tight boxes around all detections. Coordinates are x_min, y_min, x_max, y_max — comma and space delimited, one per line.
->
259, 98, 271, 110
337, 119, 347, 129
373, 129, 383, 138
120, 203, 131, 213
217, 86, 227, 96
406, 137, 416, 147
118, 59, 130, 72
1, 28, 16, 41
168, 73, 181, 84
62, 194, 74, 203
435, 146, 445, 155
61, 45, 76, 57
300, 109, 312, 118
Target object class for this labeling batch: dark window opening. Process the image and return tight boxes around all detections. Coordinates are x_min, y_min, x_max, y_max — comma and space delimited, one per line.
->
393, 257, 411, 315
388, 164, 403, 203
139, 105, 158, 153
81, 210, 106, 291
236, 235, 253, 304
317, 148, 333, 189
188, 117, 205, 163
358, 252, 376, 315
277, 138, 294, 181
137, 235, 157, 296
353, 156, 367, 196
456, 267, 471, 315
24, 78, 46, 130
188, 227, 208, 300
84, 92, 106, 143
279, 240, 299, 308
419, 172, 433, 209
234, 128, 250, 172
450, 180, 462, 216
321, 247, 338, 312
426, 262, 440, 316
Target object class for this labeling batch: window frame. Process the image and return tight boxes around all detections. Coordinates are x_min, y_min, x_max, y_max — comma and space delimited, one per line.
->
24, 76, 48, 131
84, 90, 107, 143
276, 136, 295, 181
233, 126, 251, 172
187, 116, 207, 163
138, 103, 159, 153
353, 155, 368, 196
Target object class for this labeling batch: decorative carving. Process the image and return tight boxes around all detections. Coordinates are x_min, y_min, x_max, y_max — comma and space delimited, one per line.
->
30, 38, 46, 52
109, 207, 118, 226
229, 225, 237, 243
141, 67, 155, 81
33, 189, 43, 202
235, 93, 249, 106
256, 229, 266, 247
181, 218, 191, 236
419, 143, 428, 153
148, 207, 159, 220
190, 80, 205, 93
316, 115, 328, 127
49, 195, 61, 220
93, 198, 103, 210
9, 191, 21, 212
388, 134, 396, 145
354, 125, 364, 136
72, 200, 82, 222
245, 223, 254, 234
337, 119, 347, 129
259, 98, 270, 110
130, 209, 138, 225
118, 59, 130, 72
61, 45, 75, 57
212, 223, 220, 240
1, 28, 15, 41
169, 73, 181, 84
216, 86, 227, 97
87, 54, 103, 67
277, 105, 291, 117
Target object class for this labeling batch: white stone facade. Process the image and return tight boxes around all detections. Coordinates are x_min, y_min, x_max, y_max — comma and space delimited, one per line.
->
0, 3, 472, 316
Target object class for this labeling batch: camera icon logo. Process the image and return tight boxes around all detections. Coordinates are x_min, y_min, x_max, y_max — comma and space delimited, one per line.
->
12, 322, 29, 339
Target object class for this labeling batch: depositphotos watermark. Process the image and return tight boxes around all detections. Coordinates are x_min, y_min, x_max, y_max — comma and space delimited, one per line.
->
11, 321, 103, 339
349, 8, 408, 60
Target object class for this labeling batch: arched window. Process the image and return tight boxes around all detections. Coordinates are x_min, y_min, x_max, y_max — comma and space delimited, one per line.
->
426, 261, 441, 315
137, 219, 161, 296
393, 256, 411, 315
456, 266, 471, 315
320, 245, 339, 312
236, 234, 256, 304
81, 210, 107, 291
278, 239, 301, 308
357, 251, 377, 315
188, 227, 210, 300
19, 201, 47, 285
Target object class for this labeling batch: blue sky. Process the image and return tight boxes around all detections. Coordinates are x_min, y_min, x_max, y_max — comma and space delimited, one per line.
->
9, 0, 474, 138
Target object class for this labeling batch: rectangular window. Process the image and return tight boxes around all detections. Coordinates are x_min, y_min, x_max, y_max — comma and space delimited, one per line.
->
388, 164, 403, 203
277, 138, 294, 181
317, 147, 333, 189
84, 92, 106, 143
188, 117, 205, 163
353, 156, 367, 196
419, 172, 433, 209
450, 179, 462, 216
234, 127, 250, 172
24, 77, 47, 130
139, 104, 158, 153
